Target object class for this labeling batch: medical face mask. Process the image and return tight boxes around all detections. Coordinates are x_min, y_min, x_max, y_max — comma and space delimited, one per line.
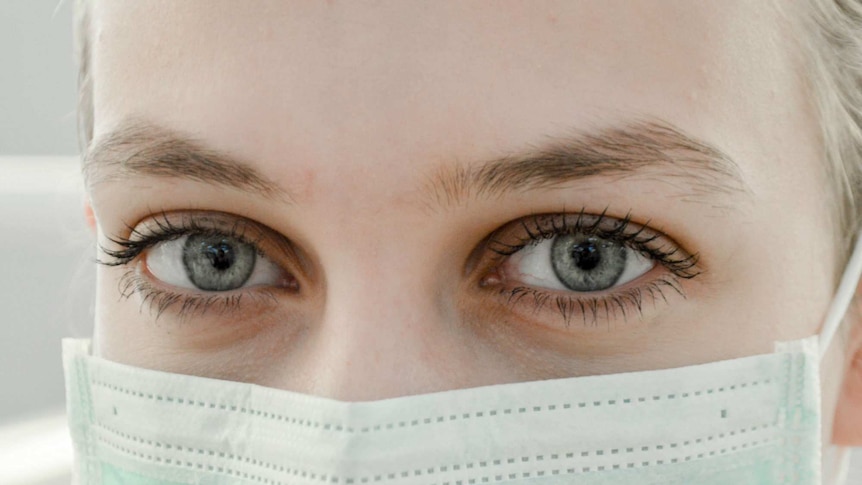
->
63, 237, 862, 485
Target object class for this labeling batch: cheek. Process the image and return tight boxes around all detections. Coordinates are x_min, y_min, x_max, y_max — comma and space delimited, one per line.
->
92, 264, 304, 374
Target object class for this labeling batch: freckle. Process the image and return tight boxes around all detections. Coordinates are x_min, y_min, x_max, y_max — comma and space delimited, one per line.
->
298, 169, 317, 201
688, 90, 699, 102
548, 15, 558, 25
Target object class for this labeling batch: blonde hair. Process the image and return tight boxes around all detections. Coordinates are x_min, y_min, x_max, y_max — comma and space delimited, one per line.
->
799, 0, 862, 261
73, 0, 93, 157
72, 1, 862, 262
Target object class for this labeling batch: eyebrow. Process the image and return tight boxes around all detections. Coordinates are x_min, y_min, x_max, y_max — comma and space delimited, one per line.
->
423, 119, 749, 209
84, 118, 748, 210
83, 119, 290, 201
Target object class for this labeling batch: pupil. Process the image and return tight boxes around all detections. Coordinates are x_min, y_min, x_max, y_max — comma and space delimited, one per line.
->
571, 240, 601, 271
205, 242, 235, 271
182, 234, 256, 291
550, 234, 627, 292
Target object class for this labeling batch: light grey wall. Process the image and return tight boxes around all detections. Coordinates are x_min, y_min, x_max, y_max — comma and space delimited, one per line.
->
0, 158, 93, 426
0, 0, 78, 155
0, 0, 82, 426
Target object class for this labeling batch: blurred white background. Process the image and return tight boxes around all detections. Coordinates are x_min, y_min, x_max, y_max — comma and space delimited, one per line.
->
2, 1, 93, 483
0, 1, 860, 484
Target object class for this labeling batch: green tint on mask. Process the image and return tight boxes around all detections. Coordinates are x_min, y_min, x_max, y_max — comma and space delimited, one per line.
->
102, 463, 185, 485
64, 336, 822, 484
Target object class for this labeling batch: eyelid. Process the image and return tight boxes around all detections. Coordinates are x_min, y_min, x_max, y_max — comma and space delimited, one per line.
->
471, 210, 701, 327
99, 211, 310, 283
483, 211, 700, 280
99, 211, 308, 320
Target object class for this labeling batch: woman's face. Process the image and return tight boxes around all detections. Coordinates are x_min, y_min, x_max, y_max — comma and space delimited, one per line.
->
86, 0, 856, 444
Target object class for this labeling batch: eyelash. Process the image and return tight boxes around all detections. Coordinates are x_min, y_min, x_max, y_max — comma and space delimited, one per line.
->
99, 213, 282, 319
481, 208, 701, 327
100, 213, 264, 267
99, 209, 701, 324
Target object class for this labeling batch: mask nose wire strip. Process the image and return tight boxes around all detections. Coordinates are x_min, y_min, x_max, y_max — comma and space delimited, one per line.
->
819, 230, 862, 359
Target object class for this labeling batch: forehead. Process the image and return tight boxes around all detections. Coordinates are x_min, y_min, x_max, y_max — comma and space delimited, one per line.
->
88, 1, 807, 194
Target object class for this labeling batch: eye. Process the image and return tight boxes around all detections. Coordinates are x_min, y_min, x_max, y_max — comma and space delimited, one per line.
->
480, 211, 701, 298
145, 234, 288, 291
504, 232, 655, 293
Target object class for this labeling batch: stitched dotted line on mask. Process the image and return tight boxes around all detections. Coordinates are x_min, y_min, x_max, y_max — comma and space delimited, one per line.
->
94, 420, 779, 485
91, 377, 774, 435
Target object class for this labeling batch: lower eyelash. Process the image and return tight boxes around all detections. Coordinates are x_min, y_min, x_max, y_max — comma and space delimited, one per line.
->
499, 275, 685, 328
118, 269, 277, 321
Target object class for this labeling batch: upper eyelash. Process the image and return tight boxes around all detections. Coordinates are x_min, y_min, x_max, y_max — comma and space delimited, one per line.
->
98, 212, 265, 267
486, 208, 702, 280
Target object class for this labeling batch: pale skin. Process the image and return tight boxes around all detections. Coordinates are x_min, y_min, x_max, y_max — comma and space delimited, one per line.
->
83, 0, 862, 468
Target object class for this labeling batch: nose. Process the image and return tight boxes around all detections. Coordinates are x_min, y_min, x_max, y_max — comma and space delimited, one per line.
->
297, 264, 471, 401
275, 199, 520, 401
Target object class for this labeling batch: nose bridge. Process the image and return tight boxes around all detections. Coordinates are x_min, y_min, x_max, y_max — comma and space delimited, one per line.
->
309, 281, 447, 401
302, 235, 455, 401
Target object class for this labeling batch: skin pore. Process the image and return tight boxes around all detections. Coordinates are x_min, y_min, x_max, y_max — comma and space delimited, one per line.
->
83, 0, 862, 457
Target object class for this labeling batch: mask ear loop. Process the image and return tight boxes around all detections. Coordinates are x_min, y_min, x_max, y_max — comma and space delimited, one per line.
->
819, 230, 862, 360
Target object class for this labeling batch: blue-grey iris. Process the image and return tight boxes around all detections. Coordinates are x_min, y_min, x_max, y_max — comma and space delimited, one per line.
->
550, 235, 627, 291
182, 235, 256, 291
